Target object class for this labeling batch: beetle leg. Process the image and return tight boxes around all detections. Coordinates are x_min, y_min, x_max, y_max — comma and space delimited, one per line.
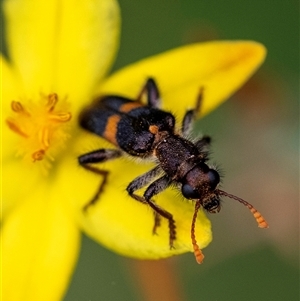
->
78, 148, 122, 164
144, 175, 176, 248
127, 173, 176, 249
126, 165, 162, 193
181, 87, 204, 136
78, 149, 122, 210
195, 135, 211, 152
137, 78, 161, 108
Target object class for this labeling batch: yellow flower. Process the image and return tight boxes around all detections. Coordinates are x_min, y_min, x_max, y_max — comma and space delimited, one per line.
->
1, 0, 266, 300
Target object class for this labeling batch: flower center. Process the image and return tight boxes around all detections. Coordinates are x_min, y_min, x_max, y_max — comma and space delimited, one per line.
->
6, 93, 72, 163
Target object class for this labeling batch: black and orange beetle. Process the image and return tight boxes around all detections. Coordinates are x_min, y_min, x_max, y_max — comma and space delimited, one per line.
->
78, 78, 268, 263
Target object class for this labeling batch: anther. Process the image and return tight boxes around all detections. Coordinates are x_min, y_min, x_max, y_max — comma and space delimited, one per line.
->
38, 127, 50, 149
11, 101, 30, 116
6, 93, 71, 166
32, 149, 45, 161
6, 119, 28, 138
47, 93, 58, 112
49, 112, 72, 122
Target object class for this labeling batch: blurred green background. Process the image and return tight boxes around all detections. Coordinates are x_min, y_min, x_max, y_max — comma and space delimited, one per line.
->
2, 0, 298, 300
65, 0, 299, 300
64, 1, 299, 300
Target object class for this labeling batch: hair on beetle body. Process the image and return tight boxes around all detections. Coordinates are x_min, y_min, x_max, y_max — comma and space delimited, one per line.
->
78, 77, 268, 264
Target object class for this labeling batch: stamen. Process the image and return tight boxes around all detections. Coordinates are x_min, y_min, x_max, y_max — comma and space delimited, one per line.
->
6, 119, 29, 138
39, 127, 50, 149
6, 93, 72, 167
49, 112, 72, 122
32, 149, 45, 161
11, 101, 24, 112
11, 101, 30, 116
217, 190, 269, 228
191, 201, 205, 264
46, 93, 58, 112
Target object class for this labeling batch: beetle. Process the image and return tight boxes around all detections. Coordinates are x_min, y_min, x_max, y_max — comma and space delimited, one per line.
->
78, 78, 268, 263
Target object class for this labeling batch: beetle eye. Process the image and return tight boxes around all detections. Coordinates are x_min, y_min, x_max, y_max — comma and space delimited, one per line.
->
207, 169, 220, 190
182, 184, 200, 199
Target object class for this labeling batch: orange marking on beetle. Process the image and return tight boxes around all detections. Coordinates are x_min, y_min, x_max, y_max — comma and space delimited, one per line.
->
149, 125, 159, 134
119, 102, 142, 113
103, 115, 121, 145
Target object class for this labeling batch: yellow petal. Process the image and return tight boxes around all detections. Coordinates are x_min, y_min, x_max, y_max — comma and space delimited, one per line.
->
2, 190, 80, 301
1, 56, 22, 157
1, 56, 35, 215
2, 161, 41, 219
99, 40, 266, 120
59, 132, 212, 259
4, 0, 120, 109
1, 56, 22, 109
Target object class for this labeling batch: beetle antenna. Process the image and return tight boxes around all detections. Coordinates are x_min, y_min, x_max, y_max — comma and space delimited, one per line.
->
217, 190, 269, 228
191, 201, 205, 264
